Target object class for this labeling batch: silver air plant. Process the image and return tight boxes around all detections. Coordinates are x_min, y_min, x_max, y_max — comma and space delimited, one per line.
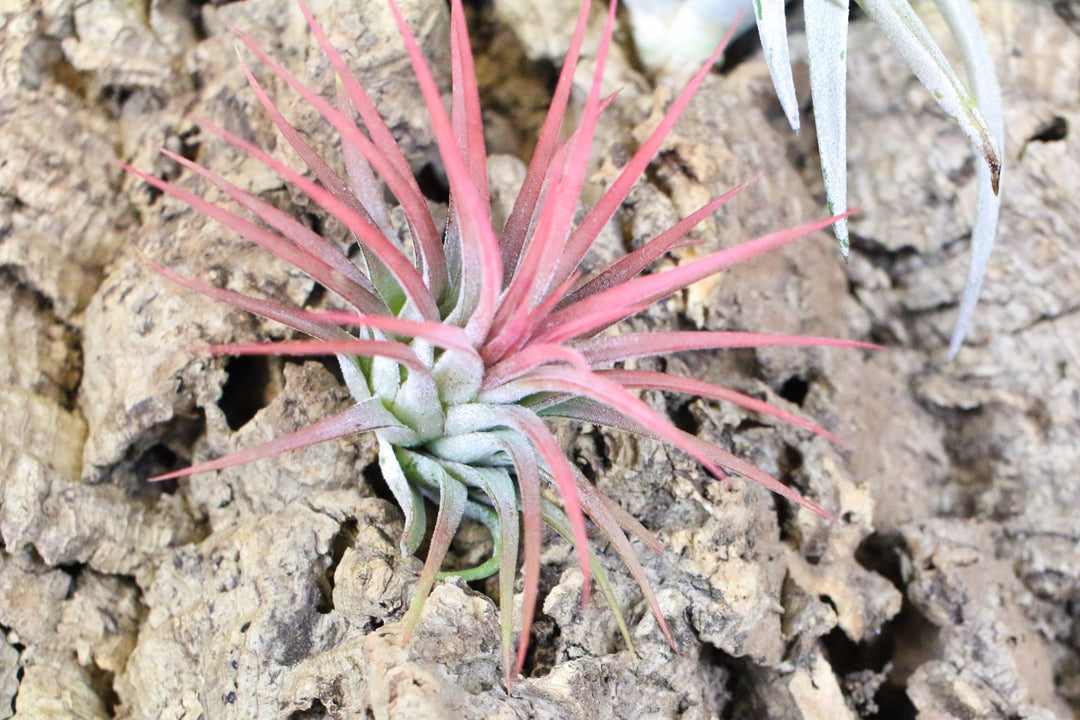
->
625, 0, 1004, 357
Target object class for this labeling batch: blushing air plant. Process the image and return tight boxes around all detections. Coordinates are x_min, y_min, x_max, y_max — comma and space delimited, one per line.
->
119, 0, 873, 683
625, 0, 1004, 358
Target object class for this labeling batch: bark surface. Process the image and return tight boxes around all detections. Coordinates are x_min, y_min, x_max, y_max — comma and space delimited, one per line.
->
0, 1, 1076, 718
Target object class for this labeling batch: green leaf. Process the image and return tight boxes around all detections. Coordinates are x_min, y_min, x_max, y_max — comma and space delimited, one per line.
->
399, 450, 468, 637
378, 437, 427, 556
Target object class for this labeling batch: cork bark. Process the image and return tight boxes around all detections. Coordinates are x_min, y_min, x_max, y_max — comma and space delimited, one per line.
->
0, 0, 1076, 718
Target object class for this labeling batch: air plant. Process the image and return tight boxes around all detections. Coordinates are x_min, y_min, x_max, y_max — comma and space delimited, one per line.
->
621, 0, 758, 69
756, 0, 1002, 359
118, 0, 873, 684
626, 0, 1003, 357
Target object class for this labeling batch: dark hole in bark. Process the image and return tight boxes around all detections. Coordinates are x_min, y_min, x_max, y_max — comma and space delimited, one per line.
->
51, 55, 92, 100
12, 657, 23, 715
520, 616, 561, 679
1029, 115, 1068, 143
778, 375, 809, 406
218, 355, 278, 430
436, 512, 493, 577
316, 519, 359, 614
517, 541, 568, 678
287, 699, 330, 720
773, 446, 808, 542
416, 163, 450, 204
533, 58, 560, 97
822, 623, 915, 719
717, 25, 765, 75
855, 532, 905, 588
87, 663, 120, 718
185, 1, 218, 42
177, 126, 202, 163
133, 444, 181, 492
100, 85, 166, 120
668, 399, 702, 435
1054, 0, 1080, 25
831, 533, 930, 719
58, 563, 85, 595
361, 460, 396, 507
783, 444, 804, 473
775, 490, 794, 542
303, 280, 327, 309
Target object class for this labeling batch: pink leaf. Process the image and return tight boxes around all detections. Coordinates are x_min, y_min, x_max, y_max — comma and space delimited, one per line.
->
548, 395, 833, 518
226, 32, 441, 319
546, 395, 834, 519
491, 405, 592, 605
296, 1, 447, 295
679, 429, 837, 521
116, 160, 385, 314
202, 338, 426, 373
500, 0, 592, 269
535, 210, 859, 344
551, 22, 740, 288
579, 330, 880, 365
195, 120, 439, 320
152, 397, 401, 481
596, 490, 664, 554
491, 365, 735, 489
145, 258, 353, 341
157, 148, 382, 308
482, 344, 591, 390
565, 180, 752, 305
449, 0, 489, 206
237, 56, 366, 219
387, 0, 502, 342
288, 309, 476, 354
507, 0, 619, 315
600, 368, 844, 445
575, 472, 675, 649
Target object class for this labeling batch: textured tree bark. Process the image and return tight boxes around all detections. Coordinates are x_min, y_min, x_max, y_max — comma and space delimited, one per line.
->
0, 1, 1076, 718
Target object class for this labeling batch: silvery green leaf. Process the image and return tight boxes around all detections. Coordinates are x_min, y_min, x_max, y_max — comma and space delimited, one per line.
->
431, 344, 485, 405
855, 0, 1001, 192
933, 0, 1004, 358
378, 437, 427, 555
804, 0, 850, 255
357, 242, 407, 316
445, 461, 520, 661
369, 351, 402, 401
336, 354, 371, 402
426, 432, 507, 464
391, 363, 445, 441
443, 401, 513, 435
753, 0, 801, 132
400, 450, 467, 634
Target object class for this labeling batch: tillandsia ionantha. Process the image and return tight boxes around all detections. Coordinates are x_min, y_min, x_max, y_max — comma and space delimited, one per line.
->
624, 0, 1004, 358
118, 0, 875, 683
